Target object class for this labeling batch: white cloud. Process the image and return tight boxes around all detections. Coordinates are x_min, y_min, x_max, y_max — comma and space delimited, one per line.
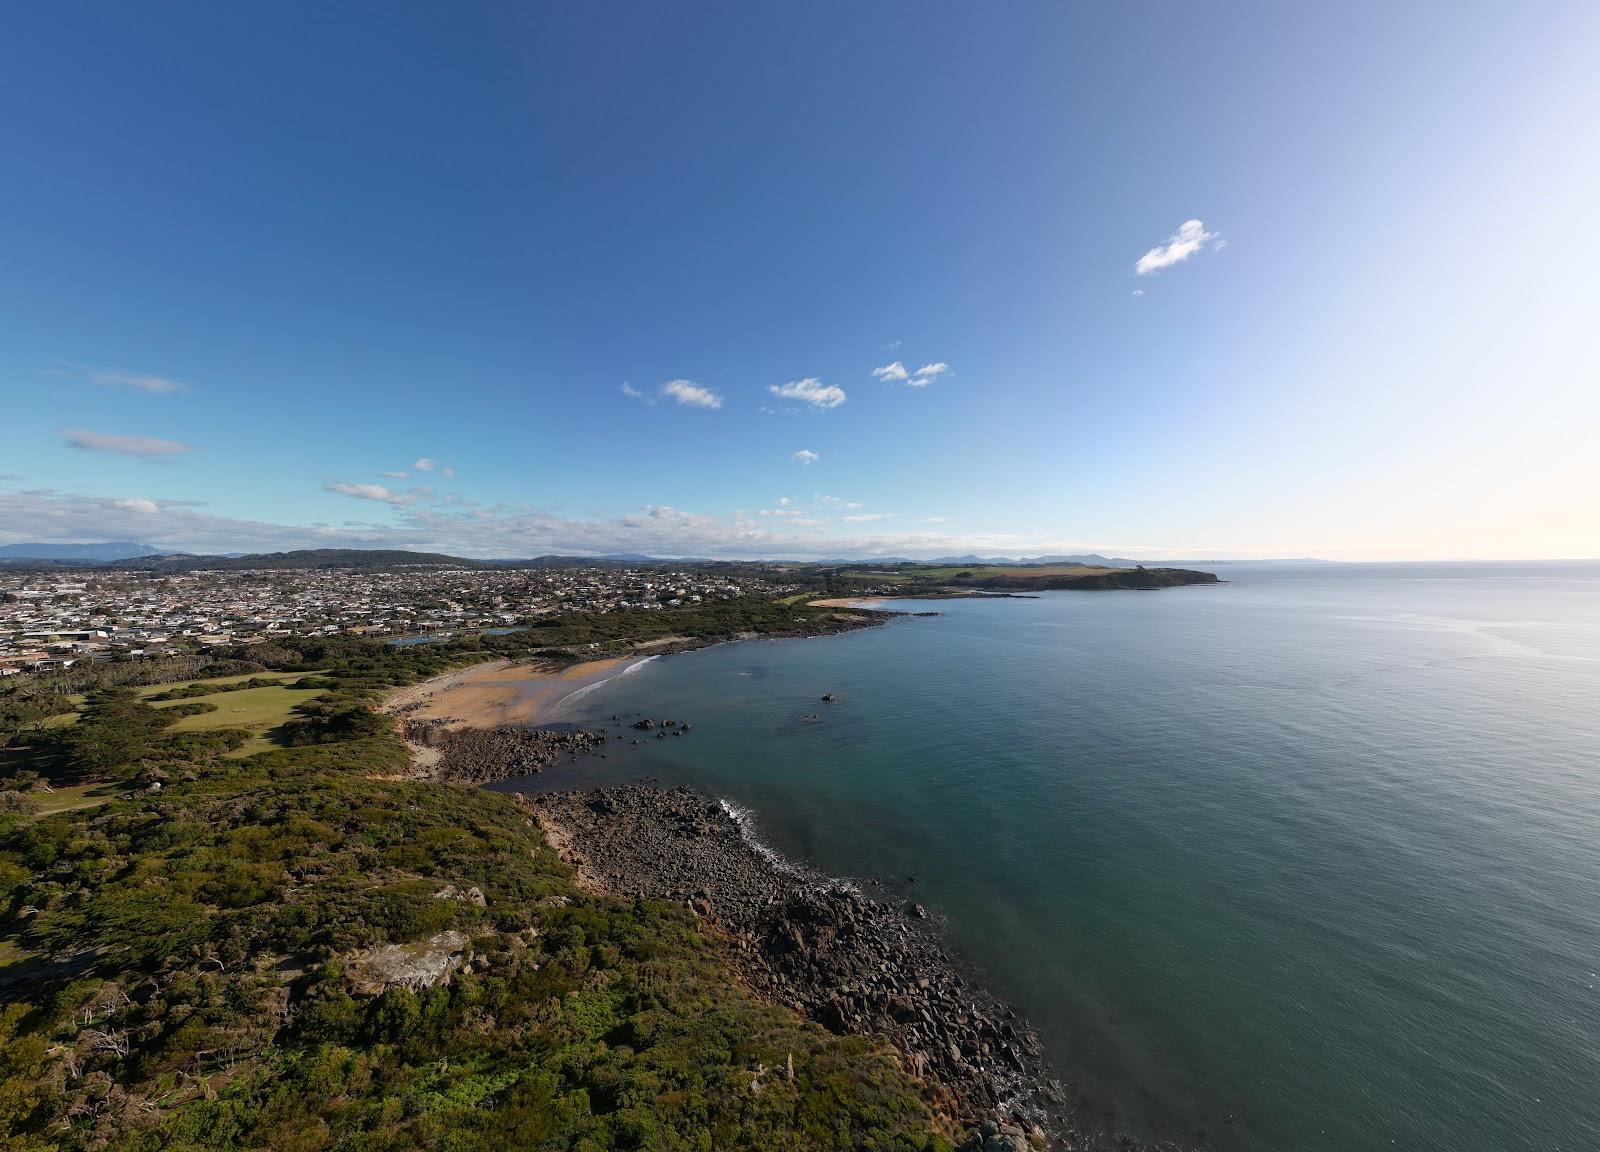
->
1131, 289, 1146, 297
918, 516, 948, 523
841, 512, 895, 522
1134, 219, 1220, 276
53, 363, 189, 394
792, 449, 820, 466
64, 428, 193, 457
621, 382, 653, 403
872, 361, 909, 382
768, 377, 846, 409
0, 483, 1236, 562
382, 470, 409, 479
910, 362, 950, 386
414, 457, 436, 472
443, 466, 455, 477
660, 379, 724, 409
325, 481, 418, 506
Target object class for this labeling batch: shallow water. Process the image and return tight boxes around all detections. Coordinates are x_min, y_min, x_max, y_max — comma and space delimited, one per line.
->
500, 563, 1600, 1152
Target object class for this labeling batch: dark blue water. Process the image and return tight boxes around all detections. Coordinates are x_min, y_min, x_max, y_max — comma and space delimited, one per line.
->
506, 563, 1600, 1151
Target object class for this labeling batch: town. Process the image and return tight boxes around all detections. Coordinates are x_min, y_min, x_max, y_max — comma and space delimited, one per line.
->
0, 563, 796, 675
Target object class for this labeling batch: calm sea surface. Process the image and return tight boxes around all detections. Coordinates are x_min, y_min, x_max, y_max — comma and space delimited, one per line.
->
500, 563, 1600, 1151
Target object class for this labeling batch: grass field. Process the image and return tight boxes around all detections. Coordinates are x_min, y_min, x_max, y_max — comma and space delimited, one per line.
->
154, 681, 328, 755
26, 780, 121, 815
39, 671, 326, 756
135, 670, 307, 698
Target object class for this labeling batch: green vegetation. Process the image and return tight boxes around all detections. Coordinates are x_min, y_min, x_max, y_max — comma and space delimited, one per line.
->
0, 600, 954, 1151
155, 682, 331, 756
144, 674, 308, 701
830, 562, 1218, 594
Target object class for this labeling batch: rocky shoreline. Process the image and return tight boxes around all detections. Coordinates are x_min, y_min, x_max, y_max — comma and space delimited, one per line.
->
402, 719, 607, 783
525, 783, 1163, 1152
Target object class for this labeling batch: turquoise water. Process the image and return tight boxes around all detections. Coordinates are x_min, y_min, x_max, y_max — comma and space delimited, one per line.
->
502, 563, 1600, 1151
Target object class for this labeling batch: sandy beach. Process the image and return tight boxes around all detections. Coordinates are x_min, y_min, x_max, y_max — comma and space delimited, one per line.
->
809, 595, 895, 608
383, 655, 641, 729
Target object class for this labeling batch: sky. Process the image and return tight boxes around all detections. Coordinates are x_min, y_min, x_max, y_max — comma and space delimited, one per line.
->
3, 1, 1598, 561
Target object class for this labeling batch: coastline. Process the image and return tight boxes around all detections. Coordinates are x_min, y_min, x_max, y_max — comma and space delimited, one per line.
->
382, 606, 898, 734
525, 784, 1091, 1148
383, 654, 642, 728
386, 615, 1166, 1152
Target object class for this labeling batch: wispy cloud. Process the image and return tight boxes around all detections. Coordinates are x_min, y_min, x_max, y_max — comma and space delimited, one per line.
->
661, 379, 723, 409
792, 449, 820, 466
841, 512, 894, 522
54, 363, 190, 394
324, 481, 427, 507
877, 360, 949, 387
758, 496, 802, 517
382, 470, 409, 479
413, 458, 436, 472
817, 494, 862, 510
0, 484, 1230, 562
63, 428, 193, 457
620, 382, 654, 404
1134, 219, 1221, 276
768, 377, 846, 409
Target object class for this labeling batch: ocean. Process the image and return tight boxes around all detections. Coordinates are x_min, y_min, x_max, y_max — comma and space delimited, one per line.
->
497, 562, 1600, 1151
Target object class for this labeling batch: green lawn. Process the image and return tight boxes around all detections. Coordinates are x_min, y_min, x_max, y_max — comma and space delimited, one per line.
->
6, 780, 125, 824
154, 682, 328, 755
40, 672, 326, 755
135, 670, 308, 698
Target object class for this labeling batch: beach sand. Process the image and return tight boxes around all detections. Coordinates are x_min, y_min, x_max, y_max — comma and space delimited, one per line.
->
384, 656, 637, 729
808, 596, 893, 608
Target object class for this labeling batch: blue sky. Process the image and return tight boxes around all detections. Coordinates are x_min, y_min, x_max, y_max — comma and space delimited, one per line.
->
3, 1, 1597, 559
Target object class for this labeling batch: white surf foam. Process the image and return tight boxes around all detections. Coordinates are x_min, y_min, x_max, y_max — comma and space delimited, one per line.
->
549, 654, 660, 715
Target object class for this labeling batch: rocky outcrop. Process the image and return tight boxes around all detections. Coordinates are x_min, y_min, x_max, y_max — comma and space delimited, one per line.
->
524, 785, 1084, 1144
348, 930, 469, 994
403, 721, 605, 784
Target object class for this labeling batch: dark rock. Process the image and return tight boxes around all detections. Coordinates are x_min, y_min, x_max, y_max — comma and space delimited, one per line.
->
522, 782, 1073, 1142
404, 722, 604, 785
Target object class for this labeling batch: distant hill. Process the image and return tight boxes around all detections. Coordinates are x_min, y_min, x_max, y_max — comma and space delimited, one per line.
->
117, 548, 480, 572
494, 554, 664, 568
820, 553, 1140, 568
0, 541, 162, 562
922, 553, 1138, 568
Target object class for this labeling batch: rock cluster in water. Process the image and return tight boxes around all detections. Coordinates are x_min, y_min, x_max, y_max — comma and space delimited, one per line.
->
525, 784, 1093, 1145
